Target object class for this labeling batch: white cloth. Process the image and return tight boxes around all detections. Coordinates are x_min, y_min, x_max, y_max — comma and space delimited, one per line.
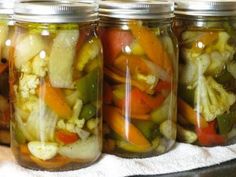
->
1, 143, 236, 177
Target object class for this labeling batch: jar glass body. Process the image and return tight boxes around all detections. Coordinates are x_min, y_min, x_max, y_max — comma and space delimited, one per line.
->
10, 22, 103, 171
0, 15, 14, 145
174, 15, 236, 146
100, 18, 178, 158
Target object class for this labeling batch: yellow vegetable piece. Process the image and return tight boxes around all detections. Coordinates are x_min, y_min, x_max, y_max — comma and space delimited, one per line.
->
76, 37, 101, 71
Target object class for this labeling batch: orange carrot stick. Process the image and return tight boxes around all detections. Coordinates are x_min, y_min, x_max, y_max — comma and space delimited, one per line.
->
104, 105, 151, 149
129, 21, 173, 75
104, 67, 147, 91
178, 98, 208, 128
38, 81, 72, 119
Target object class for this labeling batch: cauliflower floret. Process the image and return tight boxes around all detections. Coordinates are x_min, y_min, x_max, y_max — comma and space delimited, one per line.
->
137, 73, 158, 86
21, 61, 32, 74
32, 54, 48, 77
180, 53, 210, 85
19, 74, 40, 98
209, 32, 234, 53
194, 76, 236, 121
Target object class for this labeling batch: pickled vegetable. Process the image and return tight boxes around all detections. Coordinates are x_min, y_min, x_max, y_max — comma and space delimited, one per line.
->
0, 21, 14, 145
10, 23, 102, 170
101, 21, 177, 157
176, 19, 236, 146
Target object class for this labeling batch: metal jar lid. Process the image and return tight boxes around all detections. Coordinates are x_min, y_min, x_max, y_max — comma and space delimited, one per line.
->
0, 0, 15, 15
175, 0, 236, 17
14, 0, 99, 23
99, 0, 174, 20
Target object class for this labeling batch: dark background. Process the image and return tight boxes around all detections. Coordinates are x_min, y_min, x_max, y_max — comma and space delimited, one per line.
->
131, 159, 236, 177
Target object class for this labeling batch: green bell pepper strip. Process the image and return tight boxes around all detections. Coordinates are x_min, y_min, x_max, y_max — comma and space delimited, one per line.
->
76, 68, 101, 104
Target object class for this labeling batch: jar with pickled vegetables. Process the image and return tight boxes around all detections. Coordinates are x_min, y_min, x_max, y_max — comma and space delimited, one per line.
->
0, 0, 15, 145
10, 1, 102, 171
99, 1, 178, 158
174, 0, 236, 146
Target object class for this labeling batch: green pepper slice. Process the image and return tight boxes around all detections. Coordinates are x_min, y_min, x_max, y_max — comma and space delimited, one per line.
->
76, 68, 100, 103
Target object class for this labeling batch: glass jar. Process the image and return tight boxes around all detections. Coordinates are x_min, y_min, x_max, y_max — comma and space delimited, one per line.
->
174, 0, 236, 146
0, 0, 15, 145
99, 0, 178, 158
10, 1, 103, 171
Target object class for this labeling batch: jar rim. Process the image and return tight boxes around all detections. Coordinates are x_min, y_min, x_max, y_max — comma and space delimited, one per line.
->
99, 0, 174, 20
14, 0, 99, 23
174, 0, 236, 17
0, 0, 15, 15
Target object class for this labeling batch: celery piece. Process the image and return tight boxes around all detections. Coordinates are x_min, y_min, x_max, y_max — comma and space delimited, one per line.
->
160, 120, 176, 140
151, 94, 171, 124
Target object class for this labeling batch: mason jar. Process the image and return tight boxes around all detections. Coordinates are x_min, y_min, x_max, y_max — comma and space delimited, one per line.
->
99, 0, 178, 158
0, 0, 15, 145
174, 0, 236, 146
10, 1, 103, 171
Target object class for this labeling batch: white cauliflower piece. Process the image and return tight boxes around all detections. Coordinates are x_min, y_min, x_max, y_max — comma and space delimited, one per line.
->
194, 76, 236, 121
137, 73, 158, 86
21, 61, 32, 74
180, 53, 210, 85
32, 54, 48, 77
19, 74, 39, 98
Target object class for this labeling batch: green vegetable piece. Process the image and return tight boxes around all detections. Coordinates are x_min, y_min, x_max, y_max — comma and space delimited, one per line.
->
133, 120, 155, 140
15, 125, 26, 144
178, 84, 195, 106
215, 69, 234, 85
79, 104, 96, 120
76, 37, 101, 71
217, 112, 236, 135
177, 124, 197, 144
76, 68, 100, 103
151, 94, 172, 124
160, 120, 176, 140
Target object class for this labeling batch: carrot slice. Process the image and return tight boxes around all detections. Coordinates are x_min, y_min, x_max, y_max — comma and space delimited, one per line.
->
114, 54, 150, 75
104, 67, 147, 92
38, 81, 72, 119
178, 98, 208, 128
129, 21, 173, 75
0, 63, 8, 75
104, 105, 151, 149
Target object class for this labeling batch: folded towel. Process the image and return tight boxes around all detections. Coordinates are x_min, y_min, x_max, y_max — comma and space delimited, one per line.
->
1, 143, 236, 177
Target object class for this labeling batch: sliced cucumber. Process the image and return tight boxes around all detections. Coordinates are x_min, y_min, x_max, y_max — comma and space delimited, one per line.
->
58, 136, 101, 160
49, 30, 79, 88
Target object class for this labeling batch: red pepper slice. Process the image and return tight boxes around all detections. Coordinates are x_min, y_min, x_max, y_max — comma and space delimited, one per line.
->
55, 130, 79, 144
196, 121, 225, 146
